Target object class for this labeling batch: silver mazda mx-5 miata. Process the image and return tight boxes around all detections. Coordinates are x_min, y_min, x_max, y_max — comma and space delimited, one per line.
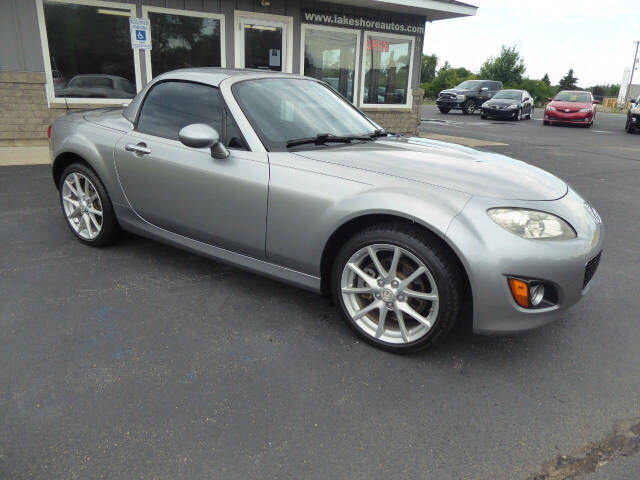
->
49, 69, 604, 352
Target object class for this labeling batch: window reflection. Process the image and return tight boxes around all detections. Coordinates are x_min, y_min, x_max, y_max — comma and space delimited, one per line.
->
363, 35, 412, 105
148, 12, 222, 77
303, 28, 358, 102
244, 24, 283, 71
43, 1, 136, 99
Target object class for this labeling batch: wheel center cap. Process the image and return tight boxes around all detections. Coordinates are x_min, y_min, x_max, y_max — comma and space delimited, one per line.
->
381, 288, 395, 303
80, 200, 88, 212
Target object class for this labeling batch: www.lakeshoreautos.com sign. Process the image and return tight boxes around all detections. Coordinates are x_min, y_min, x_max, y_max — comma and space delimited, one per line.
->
302, 10, 425, 36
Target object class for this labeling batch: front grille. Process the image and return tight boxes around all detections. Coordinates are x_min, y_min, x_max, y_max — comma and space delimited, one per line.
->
440, 93, 456, 100
583, 252, 602, 288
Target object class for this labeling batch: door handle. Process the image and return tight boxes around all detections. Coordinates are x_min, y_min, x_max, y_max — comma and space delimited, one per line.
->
125, 143, 151, 155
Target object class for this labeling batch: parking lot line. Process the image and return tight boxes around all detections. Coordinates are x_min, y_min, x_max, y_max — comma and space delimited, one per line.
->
418, 132, 508, 147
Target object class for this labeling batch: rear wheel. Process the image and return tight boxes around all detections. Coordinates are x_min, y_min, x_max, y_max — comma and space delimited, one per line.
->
59, 163, 120, 247
462, 100, 476, 115
332, 224, 464, 353
438, 107, 450, 114
480, 113, 487, 120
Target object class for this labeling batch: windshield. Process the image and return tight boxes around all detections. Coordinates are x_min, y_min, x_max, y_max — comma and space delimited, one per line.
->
233, 78, 379, 151
492, 90, 522, 100
554, 92, 592, 103
455, 80, 483, 90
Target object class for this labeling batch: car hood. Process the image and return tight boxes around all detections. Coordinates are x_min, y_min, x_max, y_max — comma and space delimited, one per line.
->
439, 88, 474, 96
549, 101, 592, 109
294, 137, 567, 201
485, 98, 520, 106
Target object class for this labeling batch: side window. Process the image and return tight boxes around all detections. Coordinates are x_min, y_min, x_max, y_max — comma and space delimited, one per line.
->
225, 109, 248, 150
137, 81, 223, 140
493, 82, 502, 91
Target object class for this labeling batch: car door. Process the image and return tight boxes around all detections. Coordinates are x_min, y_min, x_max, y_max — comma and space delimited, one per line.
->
114, 80, 269, 259
479, 82, 492, 103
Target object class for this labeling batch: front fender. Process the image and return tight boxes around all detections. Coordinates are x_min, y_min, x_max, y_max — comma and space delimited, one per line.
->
265, 159, 471, 276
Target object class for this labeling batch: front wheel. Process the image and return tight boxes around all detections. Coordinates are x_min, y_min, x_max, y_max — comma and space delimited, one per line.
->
627, 118, 635, 133
527, 107, 534, 119
59, 163, 120, 247
332, 224, 464, 353
462, 100, 476, 115
438, 107, 450, 114
513, 108, 521, 121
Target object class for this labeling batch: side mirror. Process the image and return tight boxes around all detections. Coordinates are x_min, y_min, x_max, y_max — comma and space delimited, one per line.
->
524, 97, 531, 101
480, 87, 489, 92
179, 123, 229, 159
593, 100, 600, 105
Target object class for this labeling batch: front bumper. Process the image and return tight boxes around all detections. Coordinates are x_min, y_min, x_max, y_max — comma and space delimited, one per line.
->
544, 110, 593, 124
436, 99, 464, 109
481, 107, 518, 117
629, 114, 640, 128
446, 188, 604, 334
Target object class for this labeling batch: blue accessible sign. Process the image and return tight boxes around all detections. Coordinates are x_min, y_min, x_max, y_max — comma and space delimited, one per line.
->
129, 17, 151, 50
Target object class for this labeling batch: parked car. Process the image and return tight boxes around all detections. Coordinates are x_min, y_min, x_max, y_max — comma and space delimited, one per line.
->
544, 91, 599, 127
480, 89, 534, 120
436, 80, 503, 115
55, 74, 137, 99
48, 69, 604, 353
625, 95, 640, 133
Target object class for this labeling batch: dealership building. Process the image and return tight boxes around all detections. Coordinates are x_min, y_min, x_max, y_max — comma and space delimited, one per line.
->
1, 0, 476, 144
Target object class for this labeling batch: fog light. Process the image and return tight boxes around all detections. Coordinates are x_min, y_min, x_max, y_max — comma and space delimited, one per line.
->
529, 283, 545, 306
508, 278, 529, 308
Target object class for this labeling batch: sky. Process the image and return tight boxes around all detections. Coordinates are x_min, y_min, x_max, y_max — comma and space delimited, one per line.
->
424, 0, 637, 87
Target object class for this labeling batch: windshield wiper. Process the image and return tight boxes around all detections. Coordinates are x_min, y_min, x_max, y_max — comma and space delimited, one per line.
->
286, 133, 372, 148
368, 128, 389, 138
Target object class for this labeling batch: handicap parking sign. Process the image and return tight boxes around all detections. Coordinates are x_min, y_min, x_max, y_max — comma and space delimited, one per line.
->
129, 18, 151, 50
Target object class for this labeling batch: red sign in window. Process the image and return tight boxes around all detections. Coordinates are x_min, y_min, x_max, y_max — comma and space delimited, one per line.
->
367, 39, 389, 52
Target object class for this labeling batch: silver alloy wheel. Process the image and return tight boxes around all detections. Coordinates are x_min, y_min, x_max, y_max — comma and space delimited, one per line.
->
340, 244, 439, 344
61, 172, 103, 240
465, 101, 475, 114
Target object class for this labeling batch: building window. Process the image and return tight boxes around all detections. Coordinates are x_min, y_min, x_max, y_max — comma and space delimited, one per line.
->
37, 0, 140, 103
361, 32, 414, 107
142, 7, 225, 79
301, 25, 360, 103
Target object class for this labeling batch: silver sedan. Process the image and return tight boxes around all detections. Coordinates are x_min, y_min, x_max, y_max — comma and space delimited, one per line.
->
48, 69, 604, 352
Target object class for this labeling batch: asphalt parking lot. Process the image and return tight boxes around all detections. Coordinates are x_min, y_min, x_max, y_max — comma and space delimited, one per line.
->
2, 106, 639, 480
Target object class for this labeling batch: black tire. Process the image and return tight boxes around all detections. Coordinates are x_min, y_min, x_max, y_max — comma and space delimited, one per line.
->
438, 108, 450, 114
462, 100, 475, 115
527, 107, 534, 119
58, 163, 120, 247
627, 118, 635, 133
480, 114, 487, 120
543, 120, 550, 126
513, 108, 521, 121
331, 223, 464, 353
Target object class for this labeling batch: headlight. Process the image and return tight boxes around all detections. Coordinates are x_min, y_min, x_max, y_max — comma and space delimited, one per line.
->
487, 208, 576, 240
579, 108, 591, 113
547, 106, 556, 111
456, 94, 466, 101
509, 104, 519, 109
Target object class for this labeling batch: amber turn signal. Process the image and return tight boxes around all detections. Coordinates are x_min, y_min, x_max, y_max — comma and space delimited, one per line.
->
508, 278, 529, 308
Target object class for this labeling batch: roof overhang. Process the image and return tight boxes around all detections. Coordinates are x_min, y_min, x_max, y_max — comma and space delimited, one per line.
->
322, 0, 477, 21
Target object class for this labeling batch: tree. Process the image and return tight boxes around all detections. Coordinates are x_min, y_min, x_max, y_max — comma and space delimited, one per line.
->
558, 69, 579, 90
420, 54, 438, 83
478, 45, 526, 85
541, 73, 551, 86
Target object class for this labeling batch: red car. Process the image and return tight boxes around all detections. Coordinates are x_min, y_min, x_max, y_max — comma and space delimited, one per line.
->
544, 91, 599, 127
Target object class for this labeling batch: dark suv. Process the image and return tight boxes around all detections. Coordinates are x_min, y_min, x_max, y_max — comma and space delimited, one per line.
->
436, 80, 503, 115
626, 95, 640, 134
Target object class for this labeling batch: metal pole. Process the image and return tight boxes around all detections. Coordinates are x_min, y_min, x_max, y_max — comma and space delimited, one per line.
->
627, 40, 639, 104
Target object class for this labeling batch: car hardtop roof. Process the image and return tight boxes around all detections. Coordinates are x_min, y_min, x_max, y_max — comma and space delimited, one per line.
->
557, 90, 591, 95
499, 89, 523, 92
153, 68, 301, 87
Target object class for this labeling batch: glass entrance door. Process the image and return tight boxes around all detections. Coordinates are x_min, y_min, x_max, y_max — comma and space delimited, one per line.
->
239, 19, 286, 71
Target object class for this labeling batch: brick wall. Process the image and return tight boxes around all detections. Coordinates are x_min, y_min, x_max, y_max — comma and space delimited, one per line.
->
0, 72, 424, 143
362, 88, 424, 136
0, 71, 113, 145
